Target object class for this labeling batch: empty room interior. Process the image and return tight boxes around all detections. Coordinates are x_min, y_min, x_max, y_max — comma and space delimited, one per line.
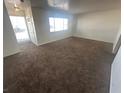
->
3, 0, 121, 93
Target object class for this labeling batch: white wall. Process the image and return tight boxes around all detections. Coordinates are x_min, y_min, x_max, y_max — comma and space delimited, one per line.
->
74, 9, 121, 43
110, 47, 121, 93
3, 3, 19, 57
31, 7, 73, 45
71, 16, 77, 36
24, 0, 38, 45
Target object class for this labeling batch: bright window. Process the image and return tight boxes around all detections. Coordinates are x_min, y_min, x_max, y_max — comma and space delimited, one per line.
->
49, 17, 68, 32
10, 16, 29, 42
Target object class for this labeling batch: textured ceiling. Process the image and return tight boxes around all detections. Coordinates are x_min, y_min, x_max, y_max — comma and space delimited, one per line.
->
31, 0, 121, 14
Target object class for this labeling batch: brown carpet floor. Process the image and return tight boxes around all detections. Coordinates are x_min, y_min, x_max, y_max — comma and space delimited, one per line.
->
4, 37, 114, 93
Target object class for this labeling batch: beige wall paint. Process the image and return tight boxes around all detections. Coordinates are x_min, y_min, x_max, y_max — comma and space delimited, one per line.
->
32, 7, 73, 45
3, 3, 19, 57
74, 9, 121, 43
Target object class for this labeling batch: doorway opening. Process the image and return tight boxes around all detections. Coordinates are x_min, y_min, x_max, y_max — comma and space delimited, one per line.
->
9, 16, 30, 43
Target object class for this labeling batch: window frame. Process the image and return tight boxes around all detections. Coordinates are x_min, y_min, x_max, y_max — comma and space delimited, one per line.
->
49, 17, 68, 32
